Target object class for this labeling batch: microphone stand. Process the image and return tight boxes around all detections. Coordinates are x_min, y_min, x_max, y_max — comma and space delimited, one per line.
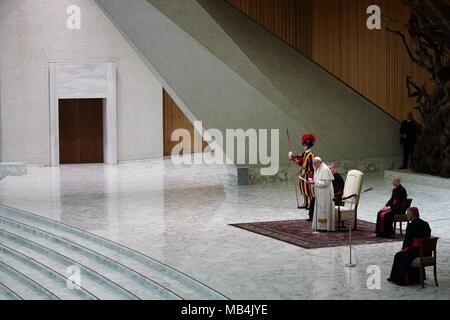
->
346, 194, 357, 268
344, 188, 373, 268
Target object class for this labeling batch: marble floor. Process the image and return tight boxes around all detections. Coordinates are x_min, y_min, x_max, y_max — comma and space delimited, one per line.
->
0, 159, 449, 300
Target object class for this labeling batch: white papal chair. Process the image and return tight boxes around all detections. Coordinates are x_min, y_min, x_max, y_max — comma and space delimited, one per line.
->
335, 170, 364, 231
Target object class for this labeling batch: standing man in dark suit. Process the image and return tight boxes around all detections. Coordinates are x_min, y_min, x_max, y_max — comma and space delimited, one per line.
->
400, 112, 418, 169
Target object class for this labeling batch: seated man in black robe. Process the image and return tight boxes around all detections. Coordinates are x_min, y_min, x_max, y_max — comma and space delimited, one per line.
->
388, 207, 431, 286
329, 161, 345, 206
375, 177, 408, 238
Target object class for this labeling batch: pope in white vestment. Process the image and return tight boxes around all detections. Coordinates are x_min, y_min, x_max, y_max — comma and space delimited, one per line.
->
311, 158, 335, 232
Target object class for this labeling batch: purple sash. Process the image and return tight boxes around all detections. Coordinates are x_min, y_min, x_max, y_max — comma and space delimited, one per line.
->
402, 238, 425, 253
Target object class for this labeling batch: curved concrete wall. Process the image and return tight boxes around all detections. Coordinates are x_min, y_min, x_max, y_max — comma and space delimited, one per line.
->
96, 0, 402, 169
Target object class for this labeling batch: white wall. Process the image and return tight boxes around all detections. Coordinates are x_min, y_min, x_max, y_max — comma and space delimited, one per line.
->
0, 0, 163, 165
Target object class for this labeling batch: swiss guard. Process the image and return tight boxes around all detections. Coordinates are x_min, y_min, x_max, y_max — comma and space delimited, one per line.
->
289, 134, 317, 210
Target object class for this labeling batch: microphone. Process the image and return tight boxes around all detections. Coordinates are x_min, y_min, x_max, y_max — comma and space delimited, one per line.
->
341, 188, 373, 201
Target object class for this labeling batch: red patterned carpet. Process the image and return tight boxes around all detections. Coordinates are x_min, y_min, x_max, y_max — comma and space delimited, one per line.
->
230, 219, 403, 249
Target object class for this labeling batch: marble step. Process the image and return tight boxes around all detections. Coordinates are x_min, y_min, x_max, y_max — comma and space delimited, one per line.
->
0, 260, 59, 300
0, 205, 227, 300
0, 282, 22, 300
0, 228, 139, 300
0, 243, 97, 300
0, 163, 27, 181
0, 219, 179, 300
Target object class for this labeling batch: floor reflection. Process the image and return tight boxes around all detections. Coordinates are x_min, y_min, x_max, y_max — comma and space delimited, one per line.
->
0, 160, 449, 299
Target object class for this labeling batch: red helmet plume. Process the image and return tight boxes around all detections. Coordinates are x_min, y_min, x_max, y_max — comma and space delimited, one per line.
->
301, 134, 317, 144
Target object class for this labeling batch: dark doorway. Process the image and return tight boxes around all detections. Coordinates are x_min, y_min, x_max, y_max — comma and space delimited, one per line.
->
59, 99, 104, 164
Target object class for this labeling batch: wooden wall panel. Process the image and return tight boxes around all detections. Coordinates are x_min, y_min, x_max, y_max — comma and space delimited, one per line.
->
226, 0, 427, 121
227, 0, 312, 56
311, 0, 341, 77
340, 0, 389, 110
163, 89, 207, 156
340, 0, 361, 93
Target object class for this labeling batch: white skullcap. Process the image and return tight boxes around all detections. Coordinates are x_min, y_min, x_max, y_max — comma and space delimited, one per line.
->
314, 157, 322, 162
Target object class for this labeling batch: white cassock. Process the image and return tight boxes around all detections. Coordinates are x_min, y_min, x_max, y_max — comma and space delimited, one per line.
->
312, 163, 335, 232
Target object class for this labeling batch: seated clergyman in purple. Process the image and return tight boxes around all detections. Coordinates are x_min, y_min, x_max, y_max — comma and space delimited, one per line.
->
375, 177, 408, 238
